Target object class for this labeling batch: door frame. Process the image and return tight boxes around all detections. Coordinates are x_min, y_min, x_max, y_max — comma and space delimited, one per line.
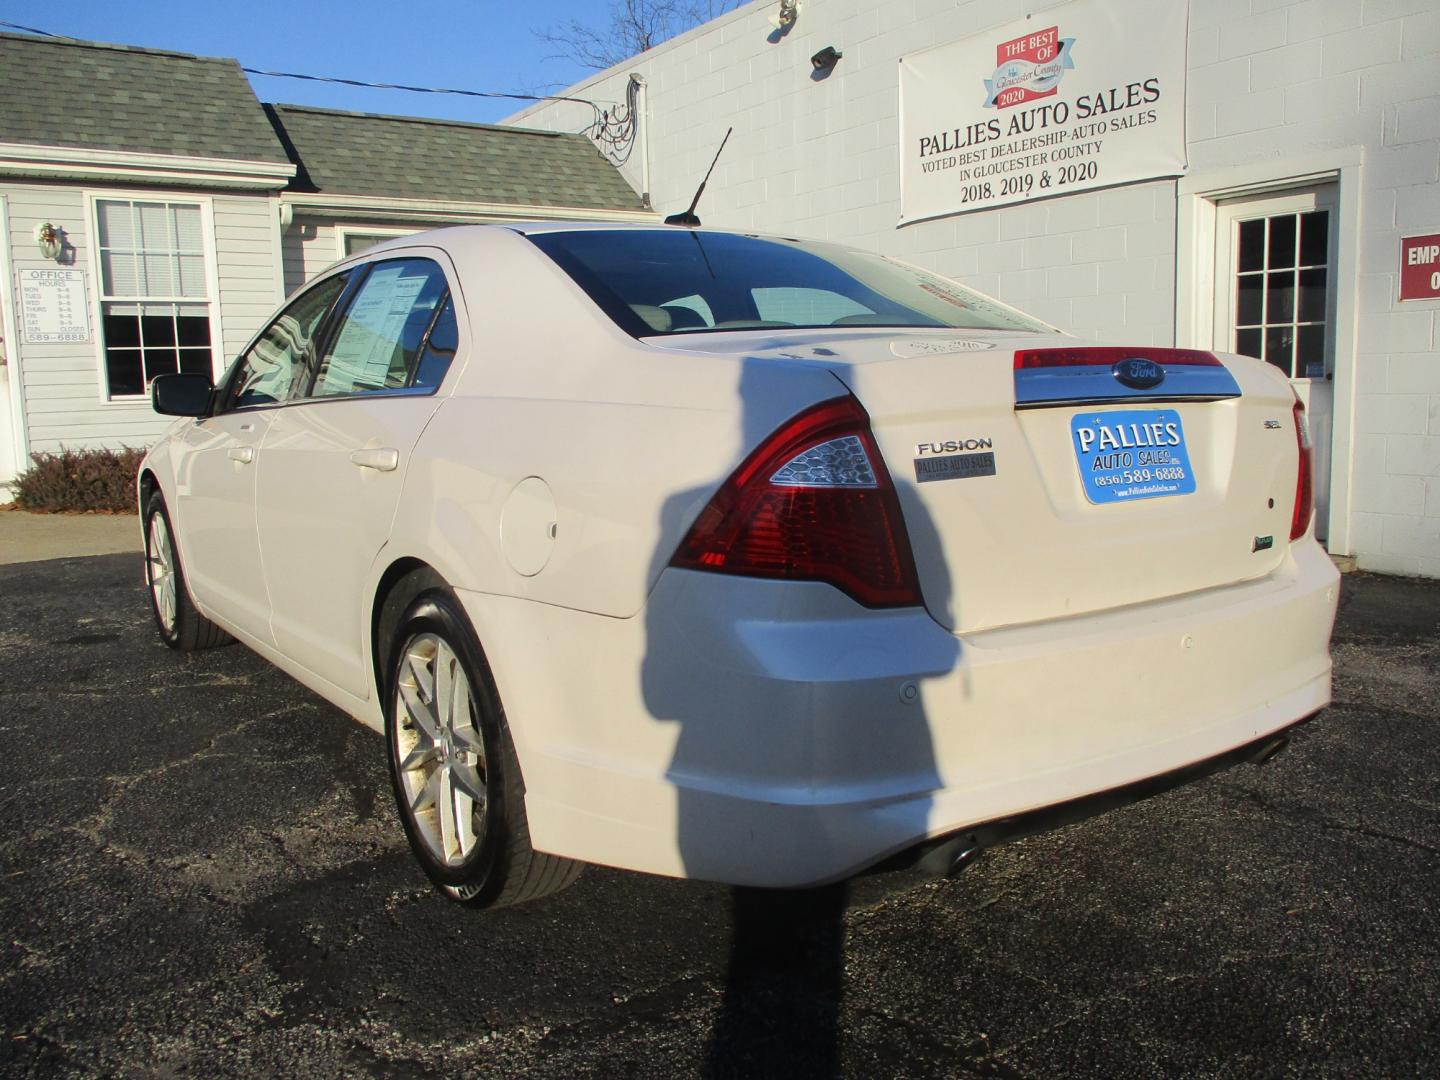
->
1175, 146, 1363, 557
1212, 185, 1339, 543
0, 195, 29, 486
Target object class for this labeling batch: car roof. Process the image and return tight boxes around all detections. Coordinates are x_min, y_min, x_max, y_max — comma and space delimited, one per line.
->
359, 221, 819, 251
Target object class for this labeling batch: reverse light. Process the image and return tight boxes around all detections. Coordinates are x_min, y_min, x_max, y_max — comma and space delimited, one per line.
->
1291, 397, 1314, 541
671, 396, 922, 607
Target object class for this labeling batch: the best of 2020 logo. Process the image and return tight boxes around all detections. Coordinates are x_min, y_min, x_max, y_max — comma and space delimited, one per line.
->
983, 26, 1077, 109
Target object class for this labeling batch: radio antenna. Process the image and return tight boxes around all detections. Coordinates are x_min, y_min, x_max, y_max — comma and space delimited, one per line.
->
664, 127, 732, 227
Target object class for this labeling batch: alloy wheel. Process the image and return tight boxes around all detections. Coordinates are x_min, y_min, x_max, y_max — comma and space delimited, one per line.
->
147, 513, 178, 635
394, 632, 488, 866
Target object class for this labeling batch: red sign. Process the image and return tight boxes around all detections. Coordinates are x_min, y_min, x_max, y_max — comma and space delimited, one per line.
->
989, 26, 1063, 109
1400, 234, 1440, 301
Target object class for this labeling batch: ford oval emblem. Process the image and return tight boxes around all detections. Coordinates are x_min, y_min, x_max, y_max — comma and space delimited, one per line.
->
1112, 357, 1165, 390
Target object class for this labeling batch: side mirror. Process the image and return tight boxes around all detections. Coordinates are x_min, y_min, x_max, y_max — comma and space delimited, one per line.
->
151, 373, 213, 417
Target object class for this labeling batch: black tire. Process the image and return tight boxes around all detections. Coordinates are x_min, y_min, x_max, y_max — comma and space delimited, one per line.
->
382, 569, 582, 908
143, 490, 233, 652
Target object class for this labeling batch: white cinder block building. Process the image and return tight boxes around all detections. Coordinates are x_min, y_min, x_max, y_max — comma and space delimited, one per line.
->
507, 0, 1440, 578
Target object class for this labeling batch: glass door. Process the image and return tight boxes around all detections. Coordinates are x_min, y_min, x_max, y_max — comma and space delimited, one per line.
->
1214, 186, 1338, 542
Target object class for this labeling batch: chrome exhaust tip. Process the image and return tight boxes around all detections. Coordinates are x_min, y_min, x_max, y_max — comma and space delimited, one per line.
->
1246, 736, 1290, 766
914, 834, 983, 877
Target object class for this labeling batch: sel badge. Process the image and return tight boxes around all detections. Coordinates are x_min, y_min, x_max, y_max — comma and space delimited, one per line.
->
1071, 408, 1196, 504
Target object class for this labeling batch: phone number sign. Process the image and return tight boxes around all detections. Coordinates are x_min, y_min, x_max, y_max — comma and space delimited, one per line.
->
1400, 234, 1440, 301
20, 268, 90, 344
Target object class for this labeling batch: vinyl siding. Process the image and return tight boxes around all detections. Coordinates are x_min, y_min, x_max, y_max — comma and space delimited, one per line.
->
282, 217, 340, 295
2, 181, 284, 456
213, 194, 284, 358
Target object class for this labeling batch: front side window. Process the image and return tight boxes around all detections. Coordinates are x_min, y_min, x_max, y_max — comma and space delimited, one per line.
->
528, 229, 1054, 338
311, 258, 450, 397
221, 274, 348, 411
96, 199, 212, 397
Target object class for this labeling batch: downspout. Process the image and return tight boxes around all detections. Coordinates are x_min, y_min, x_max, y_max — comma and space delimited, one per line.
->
631, 73, 652, 209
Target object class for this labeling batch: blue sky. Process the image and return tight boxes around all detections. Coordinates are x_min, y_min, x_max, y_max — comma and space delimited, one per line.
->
0, 1, 629, 126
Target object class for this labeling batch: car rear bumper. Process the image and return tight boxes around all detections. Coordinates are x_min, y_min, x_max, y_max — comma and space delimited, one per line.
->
457, 539, 1338, 888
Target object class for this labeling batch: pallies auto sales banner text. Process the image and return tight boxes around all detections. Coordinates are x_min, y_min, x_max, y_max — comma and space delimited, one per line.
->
898, 0, 1188, 223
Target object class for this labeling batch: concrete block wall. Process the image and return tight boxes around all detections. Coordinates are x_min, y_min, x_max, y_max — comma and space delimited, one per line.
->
510, 0, 1440, 576
509, 0, 1178, 345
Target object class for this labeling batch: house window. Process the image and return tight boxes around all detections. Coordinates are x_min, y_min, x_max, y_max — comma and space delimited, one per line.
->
342, 231, 411, 257
95, 199, 213, 398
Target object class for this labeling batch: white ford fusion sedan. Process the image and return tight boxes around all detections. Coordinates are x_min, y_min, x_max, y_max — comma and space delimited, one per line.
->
140, 223, 1338, 908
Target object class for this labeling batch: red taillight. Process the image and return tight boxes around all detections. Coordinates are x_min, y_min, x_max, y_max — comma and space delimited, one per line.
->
670, 396, 922, 608
1014, 347, 1222, 369
1291, 398, 1314, 541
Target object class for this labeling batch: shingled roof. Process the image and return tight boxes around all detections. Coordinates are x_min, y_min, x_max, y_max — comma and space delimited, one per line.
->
265, 104, 645, 211
0, 32, 289, 164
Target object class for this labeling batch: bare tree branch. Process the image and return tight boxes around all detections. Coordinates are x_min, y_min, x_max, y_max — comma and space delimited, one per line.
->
536, 0, 746, 72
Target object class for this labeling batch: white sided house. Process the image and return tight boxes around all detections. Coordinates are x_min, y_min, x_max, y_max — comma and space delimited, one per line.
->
507, 0, 1440, 578
0, 32, 652, 489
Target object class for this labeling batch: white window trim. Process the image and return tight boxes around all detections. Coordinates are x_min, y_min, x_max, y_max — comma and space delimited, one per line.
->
84, 190, 226, 406
1174, 147, 1364, 559
334, 225, 419, 262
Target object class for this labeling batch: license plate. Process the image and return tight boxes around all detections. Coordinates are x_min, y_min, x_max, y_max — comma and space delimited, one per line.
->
1070, 408, 1196, 504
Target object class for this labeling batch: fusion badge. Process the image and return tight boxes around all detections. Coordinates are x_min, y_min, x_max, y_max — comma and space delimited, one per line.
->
1070, 408, 1196, 504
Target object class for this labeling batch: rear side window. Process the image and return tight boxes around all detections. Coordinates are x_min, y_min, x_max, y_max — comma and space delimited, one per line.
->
412, 297, 458, 390
311, 258, 450, 397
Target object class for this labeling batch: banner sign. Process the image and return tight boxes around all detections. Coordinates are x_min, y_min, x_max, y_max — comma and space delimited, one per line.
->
899, 0, 1188, 224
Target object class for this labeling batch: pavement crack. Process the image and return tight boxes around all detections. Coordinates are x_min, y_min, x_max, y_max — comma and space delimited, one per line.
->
49, 704, 316, 867
850, 1004, 1023, 1077
1222, 785, 1440, 858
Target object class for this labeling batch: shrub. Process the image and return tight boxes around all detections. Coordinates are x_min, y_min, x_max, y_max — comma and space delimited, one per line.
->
12, 447, 146, 513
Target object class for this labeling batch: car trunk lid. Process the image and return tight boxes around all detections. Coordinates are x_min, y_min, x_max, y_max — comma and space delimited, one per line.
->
825, 339, 1301, 633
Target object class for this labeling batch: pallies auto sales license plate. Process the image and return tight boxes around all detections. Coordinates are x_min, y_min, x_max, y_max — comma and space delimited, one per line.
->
1070, 408, 1197, 504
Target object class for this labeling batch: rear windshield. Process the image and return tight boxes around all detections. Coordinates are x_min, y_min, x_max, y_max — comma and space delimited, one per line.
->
527, 229, 1052, 337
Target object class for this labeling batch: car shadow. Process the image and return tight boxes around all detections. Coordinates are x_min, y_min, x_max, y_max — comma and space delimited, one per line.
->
641, 361, 957, 1076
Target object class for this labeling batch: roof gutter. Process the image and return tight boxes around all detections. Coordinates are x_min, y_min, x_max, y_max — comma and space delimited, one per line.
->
0, 142, 296, 190
278, 191, 660, 224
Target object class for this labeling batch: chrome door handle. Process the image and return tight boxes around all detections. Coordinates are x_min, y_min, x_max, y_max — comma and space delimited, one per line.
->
350, 447, 400, 472
228, 447, 254, 464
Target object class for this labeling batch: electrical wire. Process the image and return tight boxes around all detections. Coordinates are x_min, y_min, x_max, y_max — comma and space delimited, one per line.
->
0, 20, 614, 112
0, 19, 59, 36
238, 67, 601, 110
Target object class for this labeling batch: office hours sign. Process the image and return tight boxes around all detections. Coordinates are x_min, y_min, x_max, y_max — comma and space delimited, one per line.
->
898, 0, 1188, 224
20, 268, 90, 344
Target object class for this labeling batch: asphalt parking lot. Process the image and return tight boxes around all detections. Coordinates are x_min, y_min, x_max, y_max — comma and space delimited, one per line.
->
1, 552, 1437, 1078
